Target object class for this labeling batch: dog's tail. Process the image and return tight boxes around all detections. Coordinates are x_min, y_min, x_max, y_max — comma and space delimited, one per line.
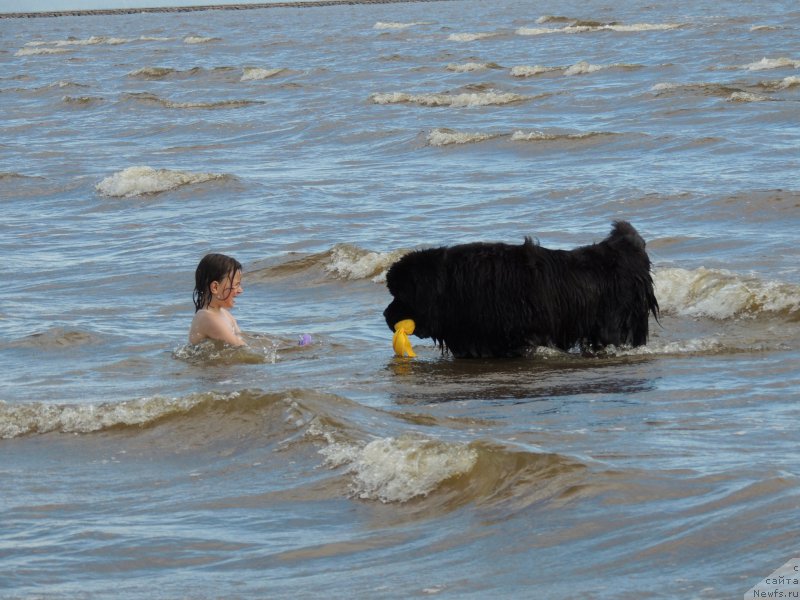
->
609, 220, 646, 250
609, 221, 661, 324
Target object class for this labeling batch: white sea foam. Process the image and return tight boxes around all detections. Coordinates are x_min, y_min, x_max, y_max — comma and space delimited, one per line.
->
515, 27, 560, 36
370, 91, 528, 108
511, 130, 557, 142
31, 35, 133, 47
728, 91, 770, 102
517, 22, 681, 35
563, 61, 607, 76
742, 57, 800, 71
318, 433, 478, 503
654, 267, 800, 320
128, 66, 181, 79
123, 92, 263, 110
184, 35, 219, 44
510, 65, 560, 77
15, 47, 70, 56
446, 62, 496, 73
95, 166, 228, 198
0, 393, 233, 439
447, 32, 497, 42
510, 130, 614, 142
373, 21, 428, 30
427, 128, 497, 146
778, 76, 800, 89
18, 35, 174, 53
596, 23, 682, 32
241, 67, 286, 81
598, 338, 730, 357
324, 244, 406, 283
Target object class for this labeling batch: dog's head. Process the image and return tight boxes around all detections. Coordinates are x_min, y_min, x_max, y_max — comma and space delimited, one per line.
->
383, 247, 447, 341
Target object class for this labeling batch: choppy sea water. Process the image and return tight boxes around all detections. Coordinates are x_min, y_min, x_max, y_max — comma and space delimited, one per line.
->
1, 0, 799, 597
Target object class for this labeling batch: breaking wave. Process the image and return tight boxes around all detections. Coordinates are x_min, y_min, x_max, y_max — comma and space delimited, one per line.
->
183, 35, 220, 44
742, 57, 800, 71
651, 82, 750, 98
510, 130, 620, 143
370, 90, 529, 108
252, 244, 406, 283
447, 32, 499, 42
317, 431, 479, 503
446, 62, 501, 73
516, 21, 683, 36
373, 21, 428, 30
511, 61, 640, 77
308, 416, 586, 506
510, 65, 561, 77
325, 244, 407, 282
427, 128, 498, 146
1, 389, 586, 509
127, 66, 206, 79
122, 91, 264, 109
654, 267, 800, 321
727, 91, 771, 103
241, 67, 287, 81
14, 47, 70, 56
0, 392, 232, 439
95, 166, 231, 197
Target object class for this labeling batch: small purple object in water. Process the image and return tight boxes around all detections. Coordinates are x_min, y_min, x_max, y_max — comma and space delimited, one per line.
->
298, 334, 313, 346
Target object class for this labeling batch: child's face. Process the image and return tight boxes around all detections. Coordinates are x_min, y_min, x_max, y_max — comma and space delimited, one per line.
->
211, 269, 243, 309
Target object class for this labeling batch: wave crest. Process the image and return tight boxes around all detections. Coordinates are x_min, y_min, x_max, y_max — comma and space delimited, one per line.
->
241, 67, 286, 81
0, 392, 235, 439
447, 32, 498, 42
95, 166, 230, 197
654, 267, 800, 320
511, 130, 619, 143
446, 62, 501, 73
183, 35, 220, 44
517, 21, 682, 35
742, 57, 800, 71
325, 244, 406, 282
316, 428, 585, 506
370, 90, 528, 108
318, 433, 478, 503
122, 91, 264, 109
373, 21, 428, 30
251, 244, 406, 283
427, 128, 497, 146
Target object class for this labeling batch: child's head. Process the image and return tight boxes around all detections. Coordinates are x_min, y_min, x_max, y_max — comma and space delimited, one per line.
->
193, 253, 243, 312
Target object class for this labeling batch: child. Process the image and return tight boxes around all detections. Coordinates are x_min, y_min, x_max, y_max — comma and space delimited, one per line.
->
189, 253, 246, 347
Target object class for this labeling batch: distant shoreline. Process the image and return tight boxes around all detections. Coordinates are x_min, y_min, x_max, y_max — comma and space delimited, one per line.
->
0, 0, 454, 19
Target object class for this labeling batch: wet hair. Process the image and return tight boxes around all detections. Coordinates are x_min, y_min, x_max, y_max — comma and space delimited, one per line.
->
193, 253, 243, 312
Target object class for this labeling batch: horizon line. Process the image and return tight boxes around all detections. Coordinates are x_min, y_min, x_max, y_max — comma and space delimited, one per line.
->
1, 0, 455, 19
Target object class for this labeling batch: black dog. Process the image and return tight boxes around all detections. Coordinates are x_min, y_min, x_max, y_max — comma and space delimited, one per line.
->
383, 221, 659, 358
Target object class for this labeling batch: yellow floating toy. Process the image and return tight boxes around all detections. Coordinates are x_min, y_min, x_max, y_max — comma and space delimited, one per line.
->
392, 319, 416, 357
